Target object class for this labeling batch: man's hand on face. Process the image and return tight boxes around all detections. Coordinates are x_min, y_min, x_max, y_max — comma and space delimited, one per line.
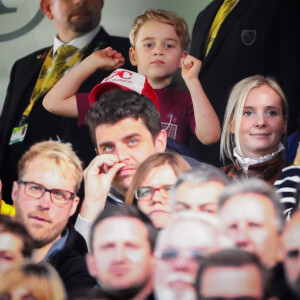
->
80, 154, 126, 221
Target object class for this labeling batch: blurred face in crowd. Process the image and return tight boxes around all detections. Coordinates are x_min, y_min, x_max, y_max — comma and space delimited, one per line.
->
282, 211, 300, 294
40, 0, 103, 42
154, 217, 221, 300
199, 265, 264, 299
219, 193, 281, 268
95, 117, 166, 195
174, 181, 224, 215
87, 217, 153, 298
12, 157, 79, 249
232, 84, 287, 158
0, 233, 24, 273
136, 164, 177, 228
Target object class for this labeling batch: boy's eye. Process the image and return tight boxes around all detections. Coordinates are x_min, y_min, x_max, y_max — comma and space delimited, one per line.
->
144, 43, 153, 48
165, 44, 175, 48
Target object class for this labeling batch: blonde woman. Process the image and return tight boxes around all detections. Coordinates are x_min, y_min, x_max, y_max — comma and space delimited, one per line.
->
0, 261, 66, 300
220, 75, 289, 184
125, 152, 191, 228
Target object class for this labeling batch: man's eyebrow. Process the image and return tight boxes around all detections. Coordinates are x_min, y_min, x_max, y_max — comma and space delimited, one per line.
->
98, 141, 113, 148
122, 133, 141, 141
98, 133, 141, 147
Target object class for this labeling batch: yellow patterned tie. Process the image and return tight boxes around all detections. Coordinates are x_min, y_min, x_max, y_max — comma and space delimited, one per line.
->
205, 0, 237, 57
40, 45, 78, 94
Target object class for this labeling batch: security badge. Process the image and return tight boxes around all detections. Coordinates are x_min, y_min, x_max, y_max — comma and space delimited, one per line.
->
9, 123, 28, 145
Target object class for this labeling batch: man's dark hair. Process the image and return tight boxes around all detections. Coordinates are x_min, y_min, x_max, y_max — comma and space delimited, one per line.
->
86, 90, 162, 146
195, 249, 273, 300
89, 205, 158, 254
0, 214, 33, 258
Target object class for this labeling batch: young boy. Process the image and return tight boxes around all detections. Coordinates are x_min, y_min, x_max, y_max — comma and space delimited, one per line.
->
43, 9, 220, 146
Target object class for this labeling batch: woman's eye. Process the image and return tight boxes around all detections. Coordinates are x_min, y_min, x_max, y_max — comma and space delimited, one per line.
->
243, 110, 253, 116
267, 110, 278, 116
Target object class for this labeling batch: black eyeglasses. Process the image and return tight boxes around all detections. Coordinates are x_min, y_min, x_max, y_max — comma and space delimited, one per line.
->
156, 248, 207, 263
17, 179, 76, 206
135, 185, 173, 202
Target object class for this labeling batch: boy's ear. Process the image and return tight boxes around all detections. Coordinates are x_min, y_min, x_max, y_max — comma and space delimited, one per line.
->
178, 51, 188, 68
40, 0, 54, 20
129, 47, 138, 66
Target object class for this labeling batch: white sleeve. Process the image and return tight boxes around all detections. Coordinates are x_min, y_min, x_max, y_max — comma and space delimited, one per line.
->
75, 214, 93, 252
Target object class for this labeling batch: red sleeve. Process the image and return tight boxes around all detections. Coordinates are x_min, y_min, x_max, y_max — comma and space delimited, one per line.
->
76, 93, 90, 126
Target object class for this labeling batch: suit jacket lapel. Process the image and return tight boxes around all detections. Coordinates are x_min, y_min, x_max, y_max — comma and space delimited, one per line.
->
82, 27, 111, 59
203, 0, 253, 67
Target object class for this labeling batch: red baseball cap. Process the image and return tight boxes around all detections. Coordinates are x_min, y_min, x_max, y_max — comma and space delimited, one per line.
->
89, 68, 159, 110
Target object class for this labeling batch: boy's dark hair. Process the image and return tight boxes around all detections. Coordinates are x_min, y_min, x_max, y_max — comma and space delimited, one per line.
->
86, 90, 162, 146
195, 249, 273, 300
89, 205, 158, 254
0, 214, 33, 258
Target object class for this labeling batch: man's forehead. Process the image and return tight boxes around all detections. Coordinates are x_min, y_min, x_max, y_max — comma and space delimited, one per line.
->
283, 220, 300, 246
223, 193, 274, 213
158, 220, 218, 249
96, 117, 148, 133
94, 217, 149, 242
0, 233, 23, 252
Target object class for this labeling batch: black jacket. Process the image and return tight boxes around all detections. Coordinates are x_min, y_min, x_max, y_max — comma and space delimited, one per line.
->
189, 0, 300, 166
0, 27, 135, 203
48, 223, 96, 293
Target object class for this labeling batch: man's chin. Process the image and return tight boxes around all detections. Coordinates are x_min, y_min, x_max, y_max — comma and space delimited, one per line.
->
69, 20, 96, 34
113, 176, 133, 194
103, 285, 145, 300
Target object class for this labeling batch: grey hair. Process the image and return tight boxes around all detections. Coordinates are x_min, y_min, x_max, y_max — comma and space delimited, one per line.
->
220, 75, 289, 163
169, 164, 231, 211
219, 178, 285, 234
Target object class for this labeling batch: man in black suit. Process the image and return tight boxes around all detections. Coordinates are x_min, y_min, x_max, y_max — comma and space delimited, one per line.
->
0, 0, 134, 203
189, 0, 299, 167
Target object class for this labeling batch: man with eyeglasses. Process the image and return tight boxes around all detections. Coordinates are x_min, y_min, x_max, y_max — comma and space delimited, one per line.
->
153, 211, 230, 300
11, 140, 96, 293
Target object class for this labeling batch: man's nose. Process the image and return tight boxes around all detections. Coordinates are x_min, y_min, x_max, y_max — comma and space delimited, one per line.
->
235, 226, 251, 248
115, 144, 130, 162
37, 191, 51, 210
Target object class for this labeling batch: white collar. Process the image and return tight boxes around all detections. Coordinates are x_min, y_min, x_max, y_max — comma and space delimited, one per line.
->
53, 25, 100, 55
233, 143, 285, 173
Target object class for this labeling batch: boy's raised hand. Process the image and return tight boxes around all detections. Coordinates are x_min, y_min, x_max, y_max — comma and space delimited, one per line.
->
181, 54, 202, 82
87, 47, 125, 71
